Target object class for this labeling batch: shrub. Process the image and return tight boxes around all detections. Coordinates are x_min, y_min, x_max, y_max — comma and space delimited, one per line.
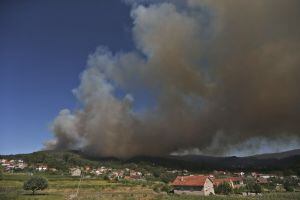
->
252, 183, 262, 194
23, 176, 48, 195
284, 185, 294, 192
153, 184, 161, 193
233, 186, 246, 194
103, 175, 110, 180
215, 182, 233, 195
283, 180, 295, 192
161, 184, 173, 193
246, 181, 262, 194
283, 177, 297, 192
160, 172, 177, 183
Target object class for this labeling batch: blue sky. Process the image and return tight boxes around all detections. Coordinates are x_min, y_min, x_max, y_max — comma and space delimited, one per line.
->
0, 0, 134, 154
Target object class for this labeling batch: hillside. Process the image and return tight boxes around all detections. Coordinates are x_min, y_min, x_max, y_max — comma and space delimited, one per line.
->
251, 149, 300, 159
1, 149, 300, 173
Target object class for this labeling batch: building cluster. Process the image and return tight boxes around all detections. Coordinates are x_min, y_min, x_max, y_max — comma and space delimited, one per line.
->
1, 158, 299, 195
171, 171, 299, 196
69, 165, 145, 181
0, 159, 57, 173
0, 159, 147, 180
171, 174, 244, 196
250, 172, 279, 184
167, 169, 189, 176
0, 159, 27, 171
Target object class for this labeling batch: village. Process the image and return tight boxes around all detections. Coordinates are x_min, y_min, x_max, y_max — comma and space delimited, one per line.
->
1, 158, 299, 197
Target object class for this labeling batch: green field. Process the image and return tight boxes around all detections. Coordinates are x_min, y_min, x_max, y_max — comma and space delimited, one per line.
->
1, 174, 300, 200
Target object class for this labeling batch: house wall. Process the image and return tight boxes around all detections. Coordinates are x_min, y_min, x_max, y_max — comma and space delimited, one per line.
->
174, 185, 204, 195
203, 179, 215, 196
174, 189, 204, 196
71, 169, 81, 176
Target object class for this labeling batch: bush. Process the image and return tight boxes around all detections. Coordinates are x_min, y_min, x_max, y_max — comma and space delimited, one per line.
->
153, 184, 161, 193
161, 184, 173, 193
23, 176, 48, 195
215, 182, 233, 195
252, 183, 262, 193
283, 181, 295, 192
233, 186, 246, 194
284, 185, 294, 192
160, 172, 177, 183
246, 181, 262, 194
283, 177, 297, 192
103, 175, 110, 180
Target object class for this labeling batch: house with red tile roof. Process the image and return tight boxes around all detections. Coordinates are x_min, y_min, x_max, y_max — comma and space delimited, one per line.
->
171, 175, 215, 196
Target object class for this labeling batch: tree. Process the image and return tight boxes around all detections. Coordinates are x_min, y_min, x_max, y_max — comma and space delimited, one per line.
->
151, 168, 161, 178
252, 183, 262, 194
23, 176, 48, 195
160, 172, 176, 183
215, 182, 233, 195
0, 166, 3, 180
283, 177, 297, 192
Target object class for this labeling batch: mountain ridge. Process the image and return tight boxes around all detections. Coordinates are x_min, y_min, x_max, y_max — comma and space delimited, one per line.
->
2, 148, 300, 159
1, 149, 300, 172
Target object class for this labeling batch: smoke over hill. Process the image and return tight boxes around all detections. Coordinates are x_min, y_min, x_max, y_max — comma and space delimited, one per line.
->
46, 0, 300, 158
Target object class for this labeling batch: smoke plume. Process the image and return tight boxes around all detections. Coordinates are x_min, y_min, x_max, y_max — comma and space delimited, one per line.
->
46, 0, 300, 158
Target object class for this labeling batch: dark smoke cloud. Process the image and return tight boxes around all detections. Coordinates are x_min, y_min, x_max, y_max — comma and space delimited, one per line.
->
46, 0, 300, 158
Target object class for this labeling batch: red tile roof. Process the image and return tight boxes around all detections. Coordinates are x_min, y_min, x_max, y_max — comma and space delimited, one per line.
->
171, 175, 210, 187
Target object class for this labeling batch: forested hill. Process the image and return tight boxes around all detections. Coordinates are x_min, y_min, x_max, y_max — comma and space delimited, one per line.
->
1, 149, 300, 174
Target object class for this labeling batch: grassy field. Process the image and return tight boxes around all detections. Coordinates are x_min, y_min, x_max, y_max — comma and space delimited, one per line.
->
1, 174, 300, 200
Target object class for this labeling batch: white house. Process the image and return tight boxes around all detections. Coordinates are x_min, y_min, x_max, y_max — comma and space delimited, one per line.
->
70, 168, 81, 176
36, 165, 48, 171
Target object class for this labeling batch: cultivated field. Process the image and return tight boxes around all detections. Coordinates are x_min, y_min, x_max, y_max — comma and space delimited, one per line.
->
1, 174, 300, 200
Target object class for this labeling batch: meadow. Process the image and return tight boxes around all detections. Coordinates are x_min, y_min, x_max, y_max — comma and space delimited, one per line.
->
1, 174, 300, 200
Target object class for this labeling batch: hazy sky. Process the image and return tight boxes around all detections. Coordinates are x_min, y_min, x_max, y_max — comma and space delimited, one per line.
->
0, 0, 133, 154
